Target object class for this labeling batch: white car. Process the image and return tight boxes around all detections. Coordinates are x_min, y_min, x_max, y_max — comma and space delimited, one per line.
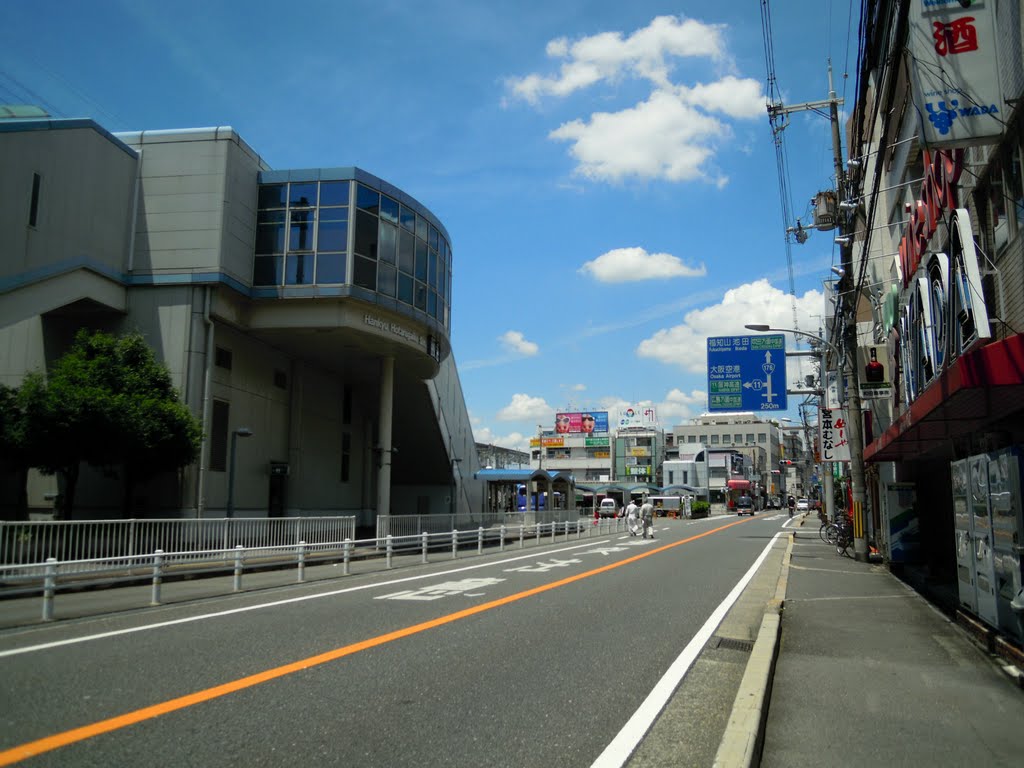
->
796, 498, 810, 512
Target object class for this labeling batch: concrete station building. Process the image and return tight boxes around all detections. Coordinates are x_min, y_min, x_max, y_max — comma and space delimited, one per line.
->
0, 114, 481, 528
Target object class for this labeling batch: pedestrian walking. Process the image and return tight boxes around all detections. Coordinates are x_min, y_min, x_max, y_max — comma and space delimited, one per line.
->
640, 499, 655, 539
625, 499, 640, 535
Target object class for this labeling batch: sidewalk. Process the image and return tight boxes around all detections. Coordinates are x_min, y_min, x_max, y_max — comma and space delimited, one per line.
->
719, 517, 1024, 767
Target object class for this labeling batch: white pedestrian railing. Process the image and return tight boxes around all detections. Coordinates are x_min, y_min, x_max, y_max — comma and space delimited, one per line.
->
0, 517, 357, 572
375, 510, 577, 540
0, 516, 628, 622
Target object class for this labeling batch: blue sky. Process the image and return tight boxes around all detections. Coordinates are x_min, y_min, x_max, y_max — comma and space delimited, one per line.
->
2, 0, 859, 451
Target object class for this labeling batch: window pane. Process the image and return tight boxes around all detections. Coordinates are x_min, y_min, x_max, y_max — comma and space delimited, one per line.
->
428, 249, 437, 288
400, 205, 415, 232
289, 209, 315, 251
254, 254, 282, 285
415, 213, 428, 241
354, 209, 379, 259
414, 281, 427, 310
398, 273, 413, 304
286, 253, 314, 285
257, 209, 286, 224
316, 252, 346, 284
379, 221, 397, 264
357, 184, 380, 214
429, 224, 439, 252
399, 229, 415, 274
428, 291, 437, 317
354, 255, 377, 289
318, 220, 348, 252
378, 262, 397, 297
258, 184, 286, 209
415, 239, 428, 280
319, 181, 348, 207
256, 223, 285, 254
289, 182, 317, 207
380, 195, 399, 224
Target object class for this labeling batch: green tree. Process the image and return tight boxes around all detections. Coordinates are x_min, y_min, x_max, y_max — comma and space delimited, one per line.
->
0, 383, 30, 520
19, 329, 202, 519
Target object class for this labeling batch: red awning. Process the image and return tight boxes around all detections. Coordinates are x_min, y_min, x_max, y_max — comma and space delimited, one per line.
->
864, 334, 1024, 462
727, 479, 751, 489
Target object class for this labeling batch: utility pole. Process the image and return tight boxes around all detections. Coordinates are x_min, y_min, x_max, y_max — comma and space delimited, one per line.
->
768, 61, 870, 560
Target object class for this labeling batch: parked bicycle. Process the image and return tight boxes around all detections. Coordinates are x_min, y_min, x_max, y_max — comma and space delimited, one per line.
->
820, 514, 852, 547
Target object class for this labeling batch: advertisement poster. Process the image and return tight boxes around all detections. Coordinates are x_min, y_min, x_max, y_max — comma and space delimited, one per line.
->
857, 344, 893, 400
554, 411, 609, 434
887, 482, 921, 564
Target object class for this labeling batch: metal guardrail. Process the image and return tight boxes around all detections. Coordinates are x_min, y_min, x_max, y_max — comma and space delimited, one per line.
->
0, 517, 357, 573
375, 511, 578, 539
1, 517, 629, 622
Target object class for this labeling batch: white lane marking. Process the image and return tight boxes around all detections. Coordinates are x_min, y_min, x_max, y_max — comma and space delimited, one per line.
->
0, 525, 724, 658
590, 531, 785, 768
376, 577, 506, 601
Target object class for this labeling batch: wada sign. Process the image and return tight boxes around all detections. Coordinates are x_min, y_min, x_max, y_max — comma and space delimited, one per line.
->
908, 0, 1003, 147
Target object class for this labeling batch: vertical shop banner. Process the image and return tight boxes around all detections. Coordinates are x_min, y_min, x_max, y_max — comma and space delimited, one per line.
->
908, 0, 1003, 147
819, 407, 851, 462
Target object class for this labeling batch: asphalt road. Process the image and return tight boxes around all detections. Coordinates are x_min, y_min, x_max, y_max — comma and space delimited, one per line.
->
0, 513, 796, 767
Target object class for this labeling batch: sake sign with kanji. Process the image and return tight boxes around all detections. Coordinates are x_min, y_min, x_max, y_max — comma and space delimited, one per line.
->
819, 407, 851, 462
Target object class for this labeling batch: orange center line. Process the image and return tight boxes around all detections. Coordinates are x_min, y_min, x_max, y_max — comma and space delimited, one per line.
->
0, 517, 751, 766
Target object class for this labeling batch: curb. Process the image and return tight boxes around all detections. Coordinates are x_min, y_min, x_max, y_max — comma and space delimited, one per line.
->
712, 531, 794, 768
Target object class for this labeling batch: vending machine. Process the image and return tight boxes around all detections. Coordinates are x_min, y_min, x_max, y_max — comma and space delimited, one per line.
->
968, 453, 999, 629
986, 446, 1024, 642
950, 459, 974, 613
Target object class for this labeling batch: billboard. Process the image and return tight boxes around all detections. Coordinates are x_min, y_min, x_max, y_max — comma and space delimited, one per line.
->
554, 411, 609, 435
617, 406, 658, 428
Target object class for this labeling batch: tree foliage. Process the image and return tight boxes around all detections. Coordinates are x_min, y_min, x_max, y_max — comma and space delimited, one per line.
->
4, 329, 203, 519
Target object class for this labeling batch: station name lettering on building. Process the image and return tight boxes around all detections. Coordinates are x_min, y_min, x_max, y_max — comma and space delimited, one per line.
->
363, 314, 425, 346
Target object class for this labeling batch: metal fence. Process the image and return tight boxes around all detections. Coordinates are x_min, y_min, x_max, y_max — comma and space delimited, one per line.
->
0, 517, 357, 572
375, 510, 579, 540
0, 516, 629, 622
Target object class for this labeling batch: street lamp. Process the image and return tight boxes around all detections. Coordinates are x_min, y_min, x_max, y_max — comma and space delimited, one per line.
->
744, 324, 842, 371
226, 427, 253, 518
747, 322, 864, 554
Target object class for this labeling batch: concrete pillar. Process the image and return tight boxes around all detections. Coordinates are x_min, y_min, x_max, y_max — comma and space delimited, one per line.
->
376, 356, 395, 518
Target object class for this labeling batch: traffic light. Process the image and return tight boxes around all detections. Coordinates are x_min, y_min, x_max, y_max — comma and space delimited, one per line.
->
779, 459, 793, 466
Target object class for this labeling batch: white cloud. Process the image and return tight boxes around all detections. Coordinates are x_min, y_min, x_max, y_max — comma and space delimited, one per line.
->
473, 427, 533, 455
500, 330, 539, 356
676, 76, 766, 119
656, 388, 707, 424
550, 90, 728, 183
571, 383, 586, 391
497, 393, 553, 422
507, 16, 727, 104
506, 15, 765, 185
636, 279, 826, 373
580, 246, 706, 283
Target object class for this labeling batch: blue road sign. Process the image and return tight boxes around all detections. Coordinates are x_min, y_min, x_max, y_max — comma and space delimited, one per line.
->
707, 335, 788, 412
